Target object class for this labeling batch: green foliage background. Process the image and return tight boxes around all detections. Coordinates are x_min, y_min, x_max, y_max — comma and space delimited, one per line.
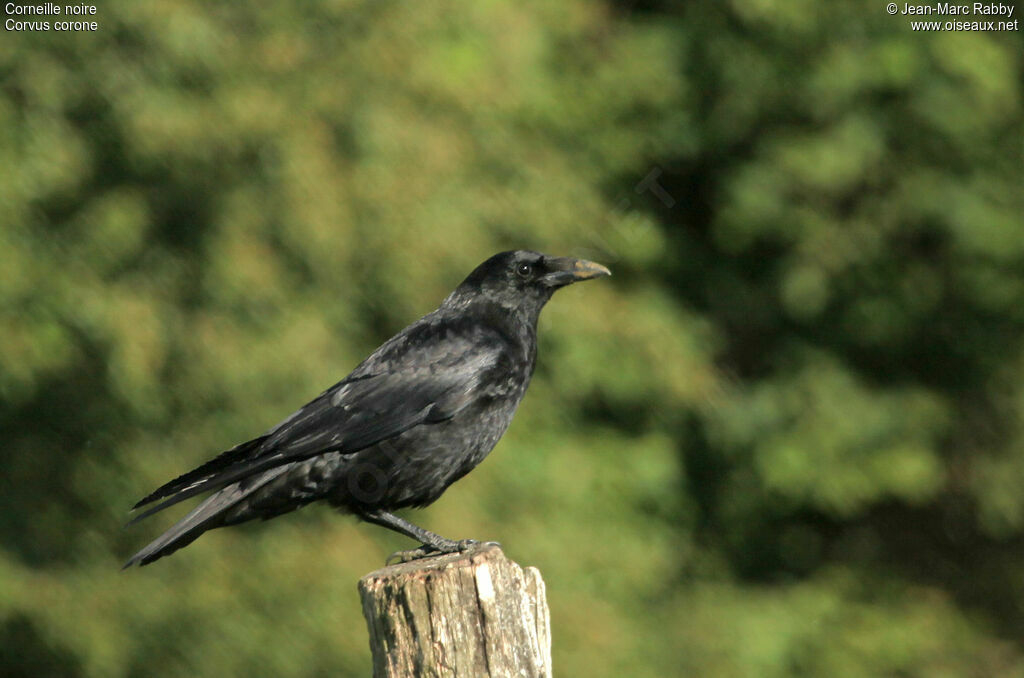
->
1, 1, 1022, 675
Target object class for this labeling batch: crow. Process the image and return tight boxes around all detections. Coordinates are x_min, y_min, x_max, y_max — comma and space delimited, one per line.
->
124, 250, 610, 567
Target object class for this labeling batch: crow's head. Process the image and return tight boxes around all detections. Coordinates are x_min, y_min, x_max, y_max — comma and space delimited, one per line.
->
446, 250, 610, 320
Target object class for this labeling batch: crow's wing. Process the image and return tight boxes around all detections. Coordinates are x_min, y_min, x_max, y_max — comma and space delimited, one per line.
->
131, 326, 507, 520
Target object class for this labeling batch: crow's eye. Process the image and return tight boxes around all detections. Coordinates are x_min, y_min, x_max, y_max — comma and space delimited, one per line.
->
516, 263, 533, 278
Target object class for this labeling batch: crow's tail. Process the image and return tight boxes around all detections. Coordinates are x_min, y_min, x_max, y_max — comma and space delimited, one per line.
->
122, 466, 290, 568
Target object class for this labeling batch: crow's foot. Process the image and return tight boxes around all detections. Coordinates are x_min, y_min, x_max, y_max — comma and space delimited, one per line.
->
386, 545, 440, 565
384, 539, 501, 565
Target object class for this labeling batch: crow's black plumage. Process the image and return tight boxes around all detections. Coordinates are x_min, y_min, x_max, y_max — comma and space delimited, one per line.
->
124, 250, 610, 567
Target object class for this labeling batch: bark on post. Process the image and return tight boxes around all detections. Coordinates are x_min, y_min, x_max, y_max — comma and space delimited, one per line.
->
358, 543, 551, 677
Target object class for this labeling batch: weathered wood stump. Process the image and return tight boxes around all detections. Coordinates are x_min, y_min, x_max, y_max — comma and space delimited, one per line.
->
359, 544, 551, 677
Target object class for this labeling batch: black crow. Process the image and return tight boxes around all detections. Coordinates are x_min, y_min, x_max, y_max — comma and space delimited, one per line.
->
124, 250, 610, 567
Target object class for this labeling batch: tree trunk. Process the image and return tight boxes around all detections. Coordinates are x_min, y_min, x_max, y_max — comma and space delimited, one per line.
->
358, 543, 551, 677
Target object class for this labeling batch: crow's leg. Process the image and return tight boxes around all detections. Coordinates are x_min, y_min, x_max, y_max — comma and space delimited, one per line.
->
357, 508, 460, 551
356, 509, 481, 562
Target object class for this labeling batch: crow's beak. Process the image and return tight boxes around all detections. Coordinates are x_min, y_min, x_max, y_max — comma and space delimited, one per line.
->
542, 257, 612, 287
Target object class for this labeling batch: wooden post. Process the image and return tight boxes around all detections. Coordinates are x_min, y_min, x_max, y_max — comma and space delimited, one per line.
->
358, 543, 551, 678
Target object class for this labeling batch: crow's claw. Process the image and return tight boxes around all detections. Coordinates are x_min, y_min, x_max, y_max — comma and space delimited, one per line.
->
384, 539, 501, 565
386, 546, 441, 565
